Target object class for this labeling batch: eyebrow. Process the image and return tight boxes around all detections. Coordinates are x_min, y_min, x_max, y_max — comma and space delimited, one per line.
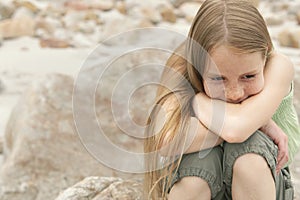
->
206, 68, 261, 77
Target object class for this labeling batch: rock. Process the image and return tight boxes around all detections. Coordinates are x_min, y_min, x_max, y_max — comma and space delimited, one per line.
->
84, 11, 103, 25
271, 2, 289, 13
90, 0, 115, 11
64, 0, 90, 11
278, 29, 300, 49
129, 6, 162, 25
179, 2, 202, 22
1, 74, 139, 200
71, 33, 95, 47
0, 2, 15, 20
64, 0, 114, 11
265, 16, 284, 26
40, 38, 72, 48
55, 177, 142, 200
63, 10, 85, 31
116, 1, 127, 15
170, 0, 204, 8
35, 17, 62, 36
160, 5, 177, 23
297, 12, 300, 25
13, 1, 40, 14
0, 16, 35, 39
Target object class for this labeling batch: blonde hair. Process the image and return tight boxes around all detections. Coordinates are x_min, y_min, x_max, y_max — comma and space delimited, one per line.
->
144, 0, 273, 199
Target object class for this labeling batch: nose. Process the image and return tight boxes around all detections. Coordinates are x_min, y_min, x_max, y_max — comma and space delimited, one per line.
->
226, 85, 245, 103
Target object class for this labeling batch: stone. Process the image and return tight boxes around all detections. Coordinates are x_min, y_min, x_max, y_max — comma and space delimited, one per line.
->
40, 38, 71, 48
0, 2, 15, 20
84, 11, 103, 24
129, 6, 162, 25
90, 0, 115, 11
160, 5, 177, 23
116, 1, 127, 15
71, 33, 95, 47
278, 30, 300, 49
170, 0, 204, 8
35, 17, 62, 36
64, 0, 89, 11
179, 2, 202, 23
55, 177, 142, 200
13, 1, 40, 14
64, 0, 114, 11
0, 74, 139, 200
297, 12, 300, 25
0, 16, 35, 39
265, 16, 284, 26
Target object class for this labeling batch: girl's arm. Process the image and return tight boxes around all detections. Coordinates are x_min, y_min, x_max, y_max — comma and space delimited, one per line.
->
260, 119, 289, 173
192, 52, 294, 143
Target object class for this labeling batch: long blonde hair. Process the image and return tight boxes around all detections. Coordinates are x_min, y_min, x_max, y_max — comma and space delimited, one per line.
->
144, 0, 273, 199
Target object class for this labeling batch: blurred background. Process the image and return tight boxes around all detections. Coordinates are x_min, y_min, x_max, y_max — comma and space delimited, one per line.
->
0, 0, 299, 199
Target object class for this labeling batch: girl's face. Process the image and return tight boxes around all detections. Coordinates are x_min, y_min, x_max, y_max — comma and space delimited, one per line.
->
202, 45, 266, 103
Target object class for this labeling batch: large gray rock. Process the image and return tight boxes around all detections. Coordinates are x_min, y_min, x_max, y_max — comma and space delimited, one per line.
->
55, 176, 142, 200
0, 74, 140, 200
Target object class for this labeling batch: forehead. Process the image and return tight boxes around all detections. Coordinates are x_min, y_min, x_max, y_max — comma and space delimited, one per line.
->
205, 45, 264, 75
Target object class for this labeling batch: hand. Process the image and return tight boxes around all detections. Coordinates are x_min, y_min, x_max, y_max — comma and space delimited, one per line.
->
260, 120, 289, 174
273, 130, 289, 174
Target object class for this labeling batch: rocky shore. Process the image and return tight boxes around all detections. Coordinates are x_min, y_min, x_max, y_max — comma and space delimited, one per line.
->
0, 0, 299, 199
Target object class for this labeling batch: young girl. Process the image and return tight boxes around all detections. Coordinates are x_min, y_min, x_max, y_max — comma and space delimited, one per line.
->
144, 0, 300, 199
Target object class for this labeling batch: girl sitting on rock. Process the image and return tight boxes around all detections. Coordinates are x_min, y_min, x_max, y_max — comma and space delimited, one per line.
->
144, 0, 300, 199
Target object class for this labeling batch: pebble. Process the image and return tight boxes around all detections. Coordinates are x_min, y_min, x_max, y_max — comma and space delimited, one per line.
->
278, 29, 300, 49
40, 38, 71, 48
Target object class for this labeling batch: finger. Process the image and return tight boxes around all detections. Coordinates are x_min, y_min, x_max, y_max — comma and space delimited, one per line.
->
276, 149, 284, 164
276, 155, 288, 172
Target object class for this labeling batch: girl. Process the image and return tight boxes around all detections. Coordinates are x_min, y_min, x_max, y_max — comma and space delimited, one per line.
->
144, 0, 299, 199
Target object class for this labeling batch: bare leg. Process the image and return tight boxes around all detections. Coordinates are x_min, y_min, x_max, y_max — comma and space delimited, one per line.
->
168, 177, 211, 200
232, 153, 276, 200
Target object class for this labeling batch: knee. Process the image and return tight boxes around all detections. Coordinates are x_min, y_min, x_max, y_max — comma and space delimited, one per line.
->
169, 176, 211, 200
233, 153, 270, 176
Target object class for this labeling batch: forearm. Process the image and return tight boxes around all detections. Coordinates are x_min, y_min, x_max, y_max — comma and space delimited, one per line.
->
259, 119, 287, 143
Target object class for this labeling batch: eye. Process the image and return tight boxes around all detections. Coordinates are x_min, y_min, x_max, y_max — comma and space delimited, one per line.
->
210, 76, 225, 81
242, 74, 256, 79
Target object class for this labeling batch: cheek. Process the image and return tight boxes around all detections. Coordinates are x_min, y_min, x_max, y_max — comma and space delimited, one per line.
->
203, 81, 225, 98
244, 77, 264, 96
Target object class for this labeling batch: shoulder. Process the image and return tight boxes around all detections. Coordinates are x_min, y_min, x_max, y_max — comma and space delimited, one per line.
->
268, 51, 295, 78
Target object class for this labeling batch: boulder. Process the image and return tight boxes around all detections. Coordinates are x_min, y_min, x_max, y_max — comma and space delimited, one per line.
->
55, 176, 142, 200
0, 74, 139, 200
